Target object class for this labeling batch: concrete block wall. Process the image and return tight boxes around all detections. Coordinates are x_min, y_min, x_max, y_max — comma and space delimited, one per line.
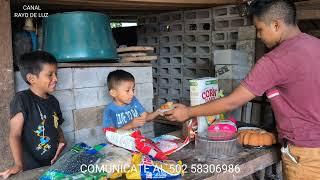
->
138, 6, 253, 109
14, 66, 154, 148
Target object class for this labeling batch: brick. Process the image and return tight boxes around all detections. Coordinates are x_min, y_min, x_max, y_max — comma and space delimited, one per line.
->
183, 77, 192, 88
238, 26, 256, 40
212, 5, 240, 19
73, 106, 104, 130
236, 40, 256, 54
184, 8, 212, 22
160, 34, 183, 45
160, 23, 184, 34
159, 87, 170, 96
75, 126, 106, 146
52, 90, 75, 111
215, 64, 250, 79
60, 110, 74, 133
136, 83, 153, 99
213, 49, 249, 65
74, 87, 112, 109
170, 86, 183, 96
158, 56, 183, 66
182, 88, 190, 98
73, 67, 116, 88
120, 67, 153, 83
160, 11, 183, 23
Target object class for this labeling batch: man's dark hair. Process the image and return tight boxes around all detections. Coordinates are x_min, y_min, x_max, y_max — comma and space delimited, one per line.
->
249, 0, 297, 25
107, 70, 135, 90
19, 51, 57, 85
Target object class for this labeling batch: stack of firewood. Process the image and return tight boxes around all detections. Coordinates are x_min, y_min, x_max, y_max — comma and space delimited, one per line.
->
117, 46, 157, 63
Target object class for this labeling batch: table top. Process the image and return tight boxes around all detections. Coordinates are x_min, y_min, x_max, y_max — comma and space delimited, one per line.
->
10, 131, 281, 180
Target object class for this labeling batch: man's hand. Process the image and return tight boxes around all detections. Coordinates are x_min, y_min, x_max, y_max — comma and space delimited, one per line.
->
164, 104, 191, 122
0, 165, 23, 179
51, 142, 66, 165
131, 117, 147, 128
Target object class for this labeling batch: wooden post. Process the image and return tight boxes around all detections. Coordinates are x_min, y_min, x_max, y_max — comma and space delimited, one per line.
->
0, 0, 14, 170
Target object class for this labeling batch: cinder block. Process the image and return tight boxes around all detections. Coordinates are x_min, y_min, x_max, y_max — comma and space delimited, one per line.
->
153, 76, 159, 86
136, 83, 153, 99
120, 67, 153, 83
159, 87, 170, 96
152, 66, 158, 75
181, 98, 191, 106
158, 56, 183, 66
212, 42, 237, 51
160, 11, 183, 23
238, 26, 256, 40
184, 33, 211, 44
214, 49, 249, 65
160, 34, 183, 45
236, 40, 256, 54
183, 56, 211, 67
158, 66, 183, 77
158, 76, 170, 87
183, 67, 212, 77
153, 86, 158, 96
170, 86, 183, 96
212, 30, 238, 43
73, 67, 116, 88
158, 96, 181, 104
160, 23, 184, 34
138, 35, 159, 46
215, 64, 250, 79
184, 44, 211, 56
52, 90, 75, 111
74, 87, 112, 109
75, 126, 106, 146
214, 17, 251, 30
137, 98, 153, 112
183, 77, 192, 88
184, 8, 212, 22
73, 106, 104, 130
14, 68, 73, 92
60, 110, 74, 133
182, 88, 190, 99
212, 5, 240, 19
160, 44, 183, 55
171, 77, 183, 86
62, 131, 75, 152
218, 79, 241, 95
138, 15, 159, 25
185, 21, 212, 33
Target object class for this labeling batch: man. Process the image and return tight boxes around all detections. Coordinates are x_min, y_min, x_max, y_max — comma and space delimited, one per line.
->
165, 0, 320, 179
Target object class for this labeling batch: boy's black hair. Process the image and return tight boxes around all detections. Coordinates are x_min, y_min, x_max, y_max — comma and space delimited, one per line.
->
249, 0, 297, 25
19, 51, 57, 85
107, 70, 135, 90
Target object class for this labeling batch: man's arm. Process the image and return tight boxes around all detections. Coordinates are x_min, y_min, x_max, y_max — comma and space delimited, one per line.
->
165, 85, 256, 122
0, 113, 24, 179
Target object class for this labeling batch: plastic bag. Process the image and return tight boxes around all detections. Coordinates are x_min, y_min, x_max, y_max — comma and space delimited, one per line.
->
126, 153, 183, 180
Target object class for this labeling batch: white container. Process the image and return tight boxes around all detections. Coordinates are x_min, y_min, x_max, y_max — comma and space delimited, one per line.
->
189, 77, 219, 134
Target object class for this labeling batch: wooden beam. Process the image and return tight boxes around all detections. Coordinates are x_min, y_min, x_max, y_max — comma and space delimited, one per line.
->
297, 9, 320, 20
0, 0, 14, 170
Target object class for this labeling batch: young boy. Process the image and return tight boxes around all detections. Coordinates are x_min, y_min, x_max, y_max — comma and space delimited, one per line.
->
103, 69, 161, 130
0, 51, 66, 179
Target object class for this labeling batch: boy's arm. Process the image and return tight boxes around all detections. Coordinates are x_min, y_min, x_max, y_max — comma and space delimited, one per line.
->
0, 113, 24, 179
141, 111, 162, 122
51, 127, 66, 165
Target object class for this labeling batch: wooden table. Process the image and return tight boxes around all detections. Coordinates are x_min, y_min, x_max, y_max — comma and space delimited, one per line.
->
10, 131, 281, 180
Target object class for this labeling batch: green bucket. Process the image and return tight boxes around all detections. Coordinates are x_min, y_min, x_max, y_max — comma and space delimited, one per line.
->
43, 11, 118, 62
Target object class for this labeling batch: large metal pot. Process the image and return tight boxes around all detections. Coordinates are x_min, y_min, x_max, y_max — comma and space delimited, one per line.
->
43, 11, 118, 62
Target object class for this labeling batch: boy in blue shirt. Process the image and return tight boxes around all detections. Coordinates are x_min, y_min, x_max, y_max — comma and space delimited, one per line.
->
103, 70, 161, 130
